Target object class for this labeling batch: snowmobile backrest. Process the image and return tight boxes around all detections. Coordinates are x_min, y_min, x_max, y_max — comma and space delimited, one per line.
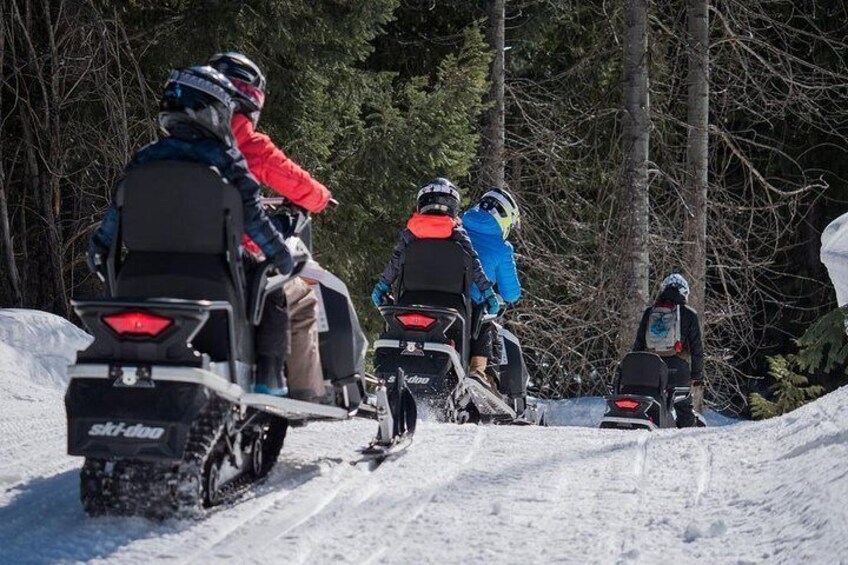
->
400, 239, 472, 296
118, 161, 243, 255
618, 352, 669, 397
112, 161, 251, 362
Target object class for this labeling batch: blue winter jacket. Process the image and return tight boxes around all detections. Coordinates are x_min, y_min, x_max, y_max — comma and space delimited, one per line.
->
89, 125, 292, 273
462, 208, 521, 304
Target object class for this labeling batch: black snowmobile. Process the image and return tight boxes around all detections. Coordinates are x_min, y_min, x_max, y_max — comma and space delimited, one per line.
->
65, 162, 409, 518
599, 352, 705, 430
494, 323, 545, 425
372, 238, 540, 425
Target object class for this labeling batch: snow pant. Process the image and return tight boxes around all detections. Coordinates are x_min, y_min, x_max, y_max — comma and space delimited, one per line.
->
470, 322, 493, 358
252, 268, 289, 390
662, 356, 696, 428
481, 321, 501, 386
674, 397, 696, 428
283, 278, 326, 400
469, 322, 496, 389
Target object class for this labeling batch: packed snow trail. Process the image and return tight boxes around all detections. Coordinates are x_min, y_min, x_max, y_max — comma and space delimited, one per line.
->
1, 310, 847, 564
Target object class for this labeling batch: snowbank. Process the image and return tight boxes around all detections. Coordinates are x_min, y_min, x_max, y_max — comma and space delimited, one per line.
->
821, 211, 848, 305
0, 309, 91, 393
0, 308, 844, 564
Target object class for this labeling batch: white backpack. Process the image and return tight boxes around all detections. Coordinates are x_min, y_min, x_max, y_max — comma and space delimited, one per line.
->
645, 305, 682, 356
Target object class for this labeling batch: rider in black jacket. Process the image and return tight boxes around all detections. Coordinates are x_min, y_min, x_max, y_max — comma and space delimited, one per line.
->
633, 274, 704, 427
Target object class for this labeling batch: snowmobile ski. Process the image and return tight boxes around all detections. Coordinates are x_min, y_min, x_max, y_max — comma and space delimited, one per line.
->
352, 435, 414, 467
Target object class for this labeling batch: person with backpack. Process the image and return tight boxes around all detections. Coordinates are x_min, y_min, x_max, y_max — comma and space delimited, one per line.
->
371, 178, 501, 387
87, 65, 293, 396
207, 52, 332, 404
632, 273, 704, 427
461, 187, 522, 389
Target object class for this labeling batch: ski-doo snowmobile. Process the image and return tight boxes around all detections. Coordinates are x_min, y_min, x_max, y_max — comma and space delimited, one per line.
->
599, 352, 704, 430
65, 162, 408, 518
372, 238, 538, 425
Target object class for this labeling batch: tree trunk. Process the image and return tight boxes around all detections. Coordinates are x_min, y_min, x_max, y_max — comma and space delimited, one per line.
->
0, 2, 22, 306
480, 0, 505, 190
683, 0, 709, 317
620, 0, 651, 354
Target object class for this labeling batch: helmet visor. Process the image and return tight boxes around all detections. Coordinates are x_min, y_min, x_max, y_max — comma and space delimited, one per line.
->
233, 79, 265, 111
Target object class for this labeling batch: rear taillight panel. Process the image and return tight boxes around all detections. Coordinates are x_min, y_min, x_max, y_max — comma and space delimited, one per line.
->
614, 398, 641, 410
102, 311, 173, 338
396, 313, 437, 330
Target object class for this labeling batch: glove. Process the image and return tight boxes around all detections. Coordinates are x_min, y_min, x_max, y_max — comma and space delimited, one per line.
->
271, 249, 295, 277
482, 287, 501, 316
270, 214, 295, 239
371, 280, 390, 307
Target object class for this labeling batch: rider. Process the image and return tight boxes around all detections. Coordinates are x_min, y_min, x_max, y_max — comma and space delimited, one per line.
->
461, 187, 522, 389
208, 52, 333, 404
371, 178, 501, 386
87, 66, 293, 395
632, 273, 704, 427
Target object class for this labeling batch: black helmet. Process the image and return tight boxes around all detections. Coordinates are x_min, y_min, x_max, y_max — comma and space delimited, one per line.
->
208, 52, 266, 125
158, 66, 241, 145
417, 178, 461, 217
476, 187, 521, 239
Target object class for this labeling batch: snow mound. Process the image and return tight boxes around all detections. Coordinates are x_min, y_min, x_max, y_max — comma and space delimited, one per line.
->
0, 309, 91, 393
0, 311, 844, 563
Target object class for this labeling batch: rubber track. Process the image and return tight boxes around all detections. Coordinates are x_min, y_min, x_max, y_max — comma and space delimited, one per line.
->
79, 397, 285, 519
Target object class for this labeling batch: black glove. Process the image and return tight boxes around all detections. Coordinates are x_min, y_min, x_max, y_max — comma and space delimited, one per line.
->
270, 214, 295, 239
271, 249, 295, 277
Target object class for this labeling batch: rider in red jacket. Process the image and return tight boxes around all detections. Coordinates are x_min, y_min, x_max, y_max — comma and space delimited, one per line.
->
209, 52, 331, 402
231, 113, 331, 212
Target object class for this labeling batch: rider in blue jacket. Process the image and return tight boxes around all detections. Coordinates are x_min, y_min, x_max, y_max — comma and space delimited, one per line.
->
461, 188, 522, 387
462, 188, 522, 304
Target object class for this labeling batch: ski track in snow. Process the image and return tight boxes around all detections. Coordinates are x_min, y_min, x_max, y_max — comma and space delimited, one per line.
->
2, 309, 848, 564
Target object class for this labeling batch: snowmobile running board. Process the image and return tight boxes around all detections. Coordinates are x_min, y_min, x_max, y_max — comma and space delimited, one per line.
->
68, 363, 352, 422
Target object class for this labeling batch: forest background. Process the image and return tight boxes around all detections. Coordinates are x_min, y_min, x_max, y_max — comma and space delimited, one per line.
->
1, 0, 847, 416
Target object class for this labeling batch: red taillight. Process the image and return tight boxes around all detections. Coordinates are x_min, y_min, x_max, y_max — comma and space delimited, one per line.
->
103, 311, 173, 337
614, 399, 641, 410
397, 313, 437, 330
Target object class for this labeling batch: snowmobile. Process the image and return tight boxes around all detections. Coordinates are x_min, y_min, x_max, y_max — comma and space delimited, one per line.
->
65, 162, 411, 518
372, 238, 540, 425
599, 352, 705, 430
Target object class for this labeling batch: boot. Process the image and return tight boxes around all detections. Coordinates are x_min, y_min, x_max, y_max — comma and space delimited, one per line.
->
469, 356, 498, 392
254, 355, 288, 397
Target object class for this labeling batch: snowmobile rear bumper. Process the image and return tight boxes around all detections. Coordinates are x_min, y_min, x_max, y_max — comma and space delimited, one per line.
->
598, 416, 658, 431
67, 363, 354, 461
373, 339, 466, 380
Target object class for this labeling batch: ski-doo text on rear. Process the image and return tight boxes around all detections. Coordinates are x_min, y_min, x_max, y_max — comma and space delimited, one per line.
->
88, 422, 166, 440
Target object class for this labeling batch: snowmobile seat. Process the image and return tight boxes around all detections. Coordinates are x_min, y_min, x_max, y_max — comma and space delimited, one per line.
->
617, 352, 669, 400
110, 161, 253, 363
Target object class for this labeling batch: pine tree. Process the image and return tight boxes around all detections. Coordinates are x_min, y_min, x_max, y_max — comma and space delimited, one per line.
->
749, 355, 825, 420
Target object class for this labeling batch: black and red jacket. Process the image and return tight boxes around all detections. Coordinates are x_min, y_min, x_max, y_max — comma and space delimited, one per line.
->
378, 213, 493, 302
632, 286, 705, 381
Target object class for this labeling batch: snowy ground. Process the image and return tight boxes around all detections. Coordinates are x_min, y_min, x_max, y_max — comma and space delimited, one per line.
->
1, 309, 847, 564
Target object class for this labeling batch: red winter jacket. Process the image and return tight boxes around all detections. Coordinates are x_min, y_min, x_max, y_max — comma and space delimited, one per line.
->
232, 113, 332, 213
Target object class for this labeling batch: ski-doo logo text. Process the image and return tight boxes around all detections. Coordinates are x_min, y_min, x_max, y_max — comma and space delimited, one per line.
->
387, 375, 431, 385
88, 422, 166, 440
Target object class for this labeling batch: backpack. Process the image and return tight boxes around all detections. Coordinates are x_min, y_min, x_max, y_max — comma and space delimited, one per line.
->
645, 304, 682, 356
